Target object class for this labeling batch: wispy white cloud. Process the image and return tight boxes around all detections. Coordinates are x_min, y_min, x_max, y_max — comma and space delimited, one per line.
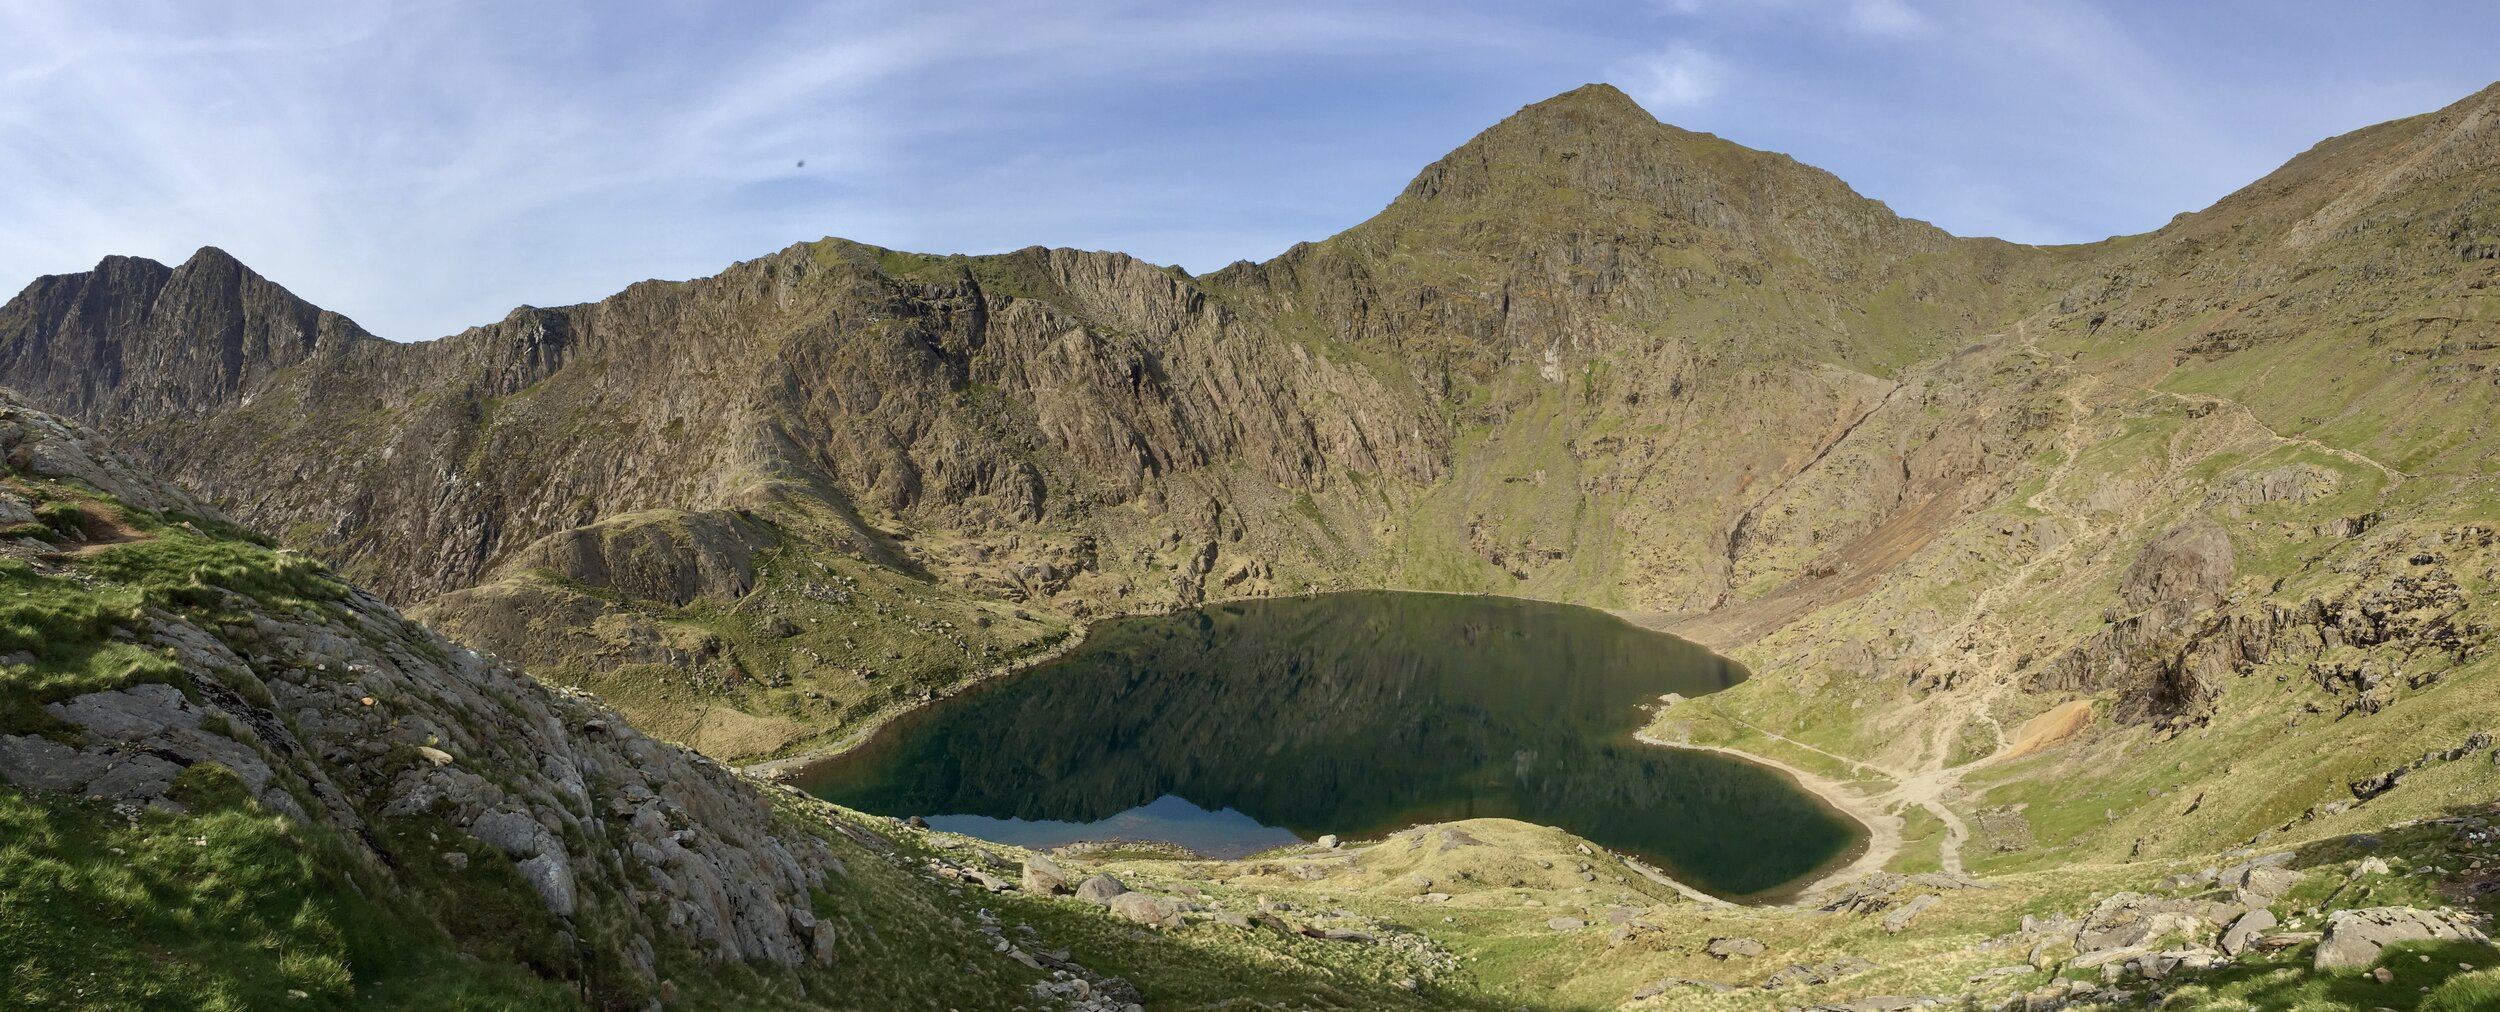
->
1845, 0, 1928, 37
1650, 0, 1928, 40
1622, 44, 1727, 110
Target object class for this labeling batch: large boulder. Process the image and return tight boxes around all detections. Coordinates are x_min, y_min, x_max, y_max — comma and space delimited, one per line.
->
2313, 907, 2490, 969
2236, 865, 2300, 904
1073, 874, 1128, 906
1107, 892, 1180, 928
2218, 908, 2277, 957
1021, 855, 1070, 895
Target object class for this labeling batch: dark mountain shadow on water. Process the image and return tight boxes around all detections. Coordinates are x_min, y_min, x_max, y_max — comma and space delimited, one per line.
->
798, 591, 1861, 898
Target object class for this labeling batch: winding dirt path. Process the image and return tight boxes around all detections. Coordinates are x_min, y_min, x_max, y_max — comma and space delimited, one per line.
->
63, 502, 152, 556
1682, 705, 1982, 884
2176, 392, 2410, 486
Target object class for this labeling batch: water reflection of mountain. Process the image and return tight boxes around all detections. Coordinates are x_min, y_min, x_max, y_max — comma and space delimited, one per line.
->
799, 592, 1860, 897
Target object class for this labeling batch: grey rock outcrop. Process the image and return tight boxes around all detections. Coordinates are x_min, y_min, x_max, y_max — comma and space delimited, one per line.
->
2313, 906, 2490, 969
1762, 956, 1878, 990
1883, 893, 1941, 934
0, 395, 864, 1001
2119, 519, 2237, 612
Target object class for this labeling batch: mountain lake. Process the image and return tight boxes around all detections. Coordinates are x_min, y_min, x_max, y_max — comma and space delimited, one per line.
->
793, 591, 1865, 900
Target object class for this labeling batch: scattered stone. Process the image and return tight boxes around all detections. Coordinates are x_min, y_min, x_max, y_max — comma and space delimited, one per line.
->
2132, 948, 2220, 981
1296, 925, 1374, 943
1802, 996, 1947, 1012
1316, 834, 1340, 849
2255, 931, 2324, 952
1762, 956, 1877, 990
1701, 936, 1765, 959
1883, 894, 1941, 934
1547, 917, 1586, 932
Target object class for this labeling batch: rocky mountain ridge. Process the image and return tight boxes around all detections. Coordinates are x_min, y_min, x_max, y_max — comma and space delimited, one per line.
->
0, 83, 2092, 761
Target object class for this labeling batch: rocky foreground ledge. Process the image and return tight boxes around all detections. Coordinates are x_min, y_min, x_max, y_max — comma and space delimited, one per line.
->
0, 397, 1166, 1009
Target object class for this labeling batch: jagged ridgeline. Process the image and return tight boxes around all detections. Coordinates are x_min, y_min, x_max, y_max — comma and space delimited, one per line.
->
5, 78, 2500, 1010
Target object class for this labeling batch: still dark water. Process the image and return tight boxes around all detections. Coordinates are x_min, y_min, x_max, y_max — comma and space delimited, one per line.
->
795, 592, 1862, 899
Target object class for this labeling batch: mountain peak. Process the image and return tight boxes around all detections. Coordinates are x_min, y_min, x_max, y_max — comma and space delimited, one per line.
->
1374, 82, 1951, 258
1514, 82, 1658, 126
0, 244, 375, 428
181, 245, 242, 269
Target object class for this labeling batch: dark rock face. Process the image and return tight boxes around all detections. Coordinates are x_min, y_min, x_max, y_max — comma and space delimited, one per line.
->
2036, 528, 2492, 725
0, 240, 1457, 605
2026, 519, 2241, 723
2119, 520, 2236, 613
0, 247, 376, 426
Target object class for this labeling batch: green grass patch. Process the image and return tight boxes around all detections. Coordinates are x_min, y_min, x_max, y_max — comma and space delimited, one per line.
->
0, 781, 576, 1012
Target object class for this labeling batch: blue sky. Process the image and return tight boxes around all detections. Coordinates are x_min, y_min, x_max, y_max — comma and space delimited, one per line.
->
3, 1, 2494, 341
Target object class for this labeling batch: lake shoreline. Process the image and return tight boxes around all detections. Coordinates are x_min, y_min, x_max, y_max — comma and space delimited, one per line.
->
742, 617, 1094, 782
1632, 729, 1898, 905
745, 585, 1885, 906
